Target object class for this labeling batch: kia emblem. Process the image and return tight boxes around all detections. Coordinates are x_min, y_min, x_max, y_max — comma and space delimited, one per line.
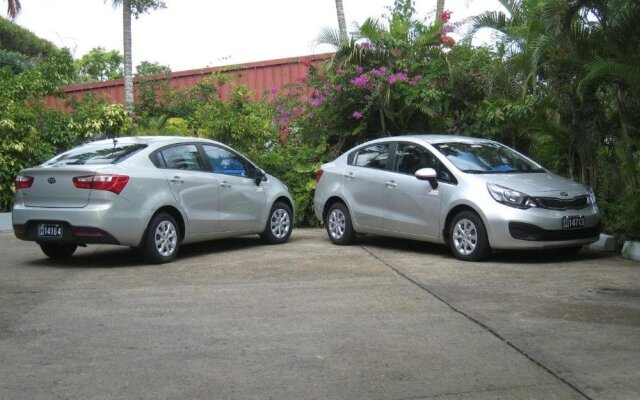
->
47, 177, 56, 184
560, 191, 568, 197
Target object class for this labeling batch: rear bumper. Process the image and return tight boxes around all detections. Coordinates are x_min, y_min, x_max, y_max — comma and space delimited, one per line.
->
14, 221, 120, 245
12, 203, 150, 247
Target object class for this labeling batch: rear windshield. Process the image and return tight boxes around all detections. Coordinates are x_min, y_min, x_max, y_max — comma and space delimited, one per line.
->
44, 142, 147, 166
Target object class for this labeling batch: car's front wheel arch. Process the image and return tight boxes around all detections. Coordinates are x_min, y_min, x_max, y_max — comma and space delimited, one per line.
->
443, 204, 490, 247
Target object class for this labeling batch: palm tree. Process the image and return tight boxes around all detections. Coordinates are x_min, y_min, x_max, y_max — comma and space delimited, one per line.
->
4, 0, 21, 19
435, 0, 445, 21
335, 0, 347, 43
109, 0, 165, 115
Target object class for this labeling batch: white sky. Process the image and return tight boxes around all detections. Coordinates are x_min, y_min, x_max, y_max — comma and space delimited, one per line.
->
11, 0, 504, 72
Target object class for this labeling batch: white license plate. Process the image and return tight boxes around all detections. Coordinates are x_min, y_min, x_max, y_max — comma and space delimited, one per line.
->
38, 224, 63, 238
562, 216, 585, 229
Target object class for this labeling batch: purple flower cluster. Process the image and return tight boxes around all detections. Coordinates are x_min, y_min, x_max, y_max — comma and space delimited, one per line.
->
308, 89, 324, 107
350, 74, 370, 88
352, 111, 363, 120
387, 72, 409, 84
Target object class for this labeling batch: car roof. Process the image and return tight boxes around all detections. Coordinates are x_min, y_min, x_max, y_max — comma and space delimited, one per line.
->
83, 136, 220, 146
395, 134, 495, 145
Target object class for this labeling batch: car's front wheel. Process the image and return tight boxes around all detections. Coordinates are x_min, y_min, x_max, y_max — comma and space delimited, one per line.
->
143, 213, 180, 264
448, 211, 491, 261
325, 202, 355, 245
261, 201, 293, 244
39, 243, 77, 259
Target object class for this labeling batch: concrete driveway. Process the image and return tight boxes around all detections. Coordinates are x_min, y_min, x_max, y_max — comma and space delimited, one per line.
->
1, 229, 638, 399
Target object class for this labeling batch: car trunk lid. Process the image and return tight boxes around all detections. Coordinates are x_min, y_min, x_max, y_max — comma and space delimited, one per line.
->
19, 167, 103, 208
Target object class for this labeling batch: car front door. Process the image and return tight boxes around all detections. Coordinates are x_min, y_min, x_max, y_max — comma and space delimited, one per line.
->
201, 145, 266, 233
343, 143, 391, 230
158, 144, 220, 235
384, 142, 443, 238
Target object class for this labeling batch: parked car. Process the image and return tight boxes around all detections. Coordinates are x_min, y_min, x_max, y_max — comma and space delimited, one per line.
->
314, 135, 601, 261
12, 136, 294, 263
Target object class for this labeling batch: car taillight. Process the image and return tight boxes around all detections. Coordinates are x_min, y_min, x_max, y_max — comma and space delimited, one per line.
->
73, 175, 129, 195
15, 175, 34, 189
314, 169, 324, 183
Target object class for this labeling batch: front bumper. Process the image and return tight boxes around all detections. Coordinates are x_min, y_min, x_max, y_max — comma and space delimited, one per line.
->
484, 204, 601, 250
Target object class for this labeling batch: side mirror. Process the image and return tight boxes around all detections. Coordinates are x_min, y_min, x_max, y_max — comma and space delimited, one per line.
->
253, 168, 266, 185
415, 167, 438, 189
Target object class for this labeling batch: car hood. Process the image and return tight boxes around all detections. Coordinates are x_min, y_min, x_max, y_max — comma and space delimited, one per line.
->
482, 172, 588, 198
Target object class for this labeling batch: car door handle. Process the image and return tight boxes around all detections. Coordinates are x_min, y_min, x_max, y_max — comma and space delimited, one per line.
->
170, 176, 183, 184
220, 181, 232, 188
344, 172, 355, 179
384, 181, 397, 188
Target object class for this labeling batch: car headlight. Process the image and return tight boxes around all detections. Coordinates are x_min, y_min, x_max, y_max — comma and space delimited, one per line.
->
487, 183, 537, 209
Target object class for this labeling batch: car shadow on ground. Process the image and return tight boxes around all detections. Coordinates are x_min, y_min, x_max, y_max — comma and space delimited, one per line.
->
25, 234, 292, 269
354, 234, 616, 265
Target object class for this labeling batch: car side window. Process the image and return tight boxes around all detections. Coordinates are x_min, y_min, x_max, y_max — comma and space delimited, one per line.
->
395, 143, 456, 183
160, 144, 204, 171
203, 145, 250, 177
352, 143, 390, 170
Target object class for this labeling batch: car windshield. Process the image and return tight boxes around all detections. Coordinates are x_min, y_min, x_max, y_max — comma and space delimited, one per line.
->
45, 141, 147, 166
432, 141, 544, 174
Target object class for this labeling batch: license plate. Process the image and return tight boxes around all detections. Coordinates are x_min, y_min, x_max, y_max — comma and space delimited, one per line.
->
562, 215, 584, 229
38, 223, 63, 238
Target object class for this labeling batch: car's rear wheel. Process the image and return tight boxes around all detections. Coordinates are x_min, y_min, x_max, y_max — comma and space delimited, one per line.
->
449, 211, 491, 261
39, 242, 77, 259
261, 201, 293, 244
143, 213, 180, 264
325, 202, 355, 245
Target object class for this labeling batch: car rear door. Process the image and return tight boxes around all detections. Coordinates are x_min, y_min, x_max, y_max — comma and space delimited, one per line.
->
343, 143, 391, 230
158, 144, 221, 235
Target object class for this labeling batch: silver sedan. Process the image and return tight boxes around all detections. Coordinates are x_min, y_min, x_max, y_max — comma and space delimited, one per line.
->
13, 136, 294, 263
314, 135, 601, 261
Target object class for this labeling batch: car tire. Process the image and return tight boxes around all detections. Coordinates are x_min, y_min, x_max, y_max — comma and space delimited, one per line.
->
261, 201, 293, 244
39, 243, 77, 259
142, 213, 180, 264
325, 202, 356, 245
448, 211, 491, 261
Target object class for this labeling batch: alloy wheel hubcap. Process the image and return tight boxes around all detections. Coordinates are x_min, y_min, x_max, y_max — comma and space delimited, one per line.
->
155, 220, 177, 257
270, 209, 290, 239
453, 218, 478, 256
328, 209, 346, 239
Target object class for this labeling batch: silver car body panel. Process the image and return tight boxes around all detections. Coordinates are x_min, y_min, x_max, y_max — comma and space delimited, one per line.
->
314, 135, 601, 250
13, 136, 293, 247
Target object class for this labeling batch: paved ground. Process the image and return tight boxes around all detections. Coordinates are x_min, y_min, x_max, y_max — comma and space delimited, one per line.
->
1, 229, 639, 400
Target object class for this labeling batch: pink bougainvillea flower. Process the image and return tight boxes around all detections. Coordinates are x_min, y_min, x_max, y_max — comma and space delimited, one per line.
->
352, 111, 363, 119
355, 66, 364, 74
360, 42, 372, 50
439, 10, 452, 22
270, 86, 279, 95
440, 34, 456, 46
350, 74, 370, 88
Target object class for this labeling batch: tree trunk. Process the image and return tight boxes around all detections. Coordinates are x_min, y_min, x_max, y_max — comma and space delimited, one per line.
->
435, 0, 445, 22
335, 0, 347, 43
123, 0, 134, 115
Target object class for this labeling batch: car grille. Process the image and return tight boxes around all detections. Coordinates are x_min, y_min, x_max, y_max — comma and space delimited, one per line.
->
509, 222, 600, 242
534, 196, 589, 210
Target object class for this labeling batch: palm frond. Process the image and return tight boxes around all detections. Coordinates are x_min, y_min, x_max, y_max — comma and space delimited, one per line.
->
578, 58, 640, 95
